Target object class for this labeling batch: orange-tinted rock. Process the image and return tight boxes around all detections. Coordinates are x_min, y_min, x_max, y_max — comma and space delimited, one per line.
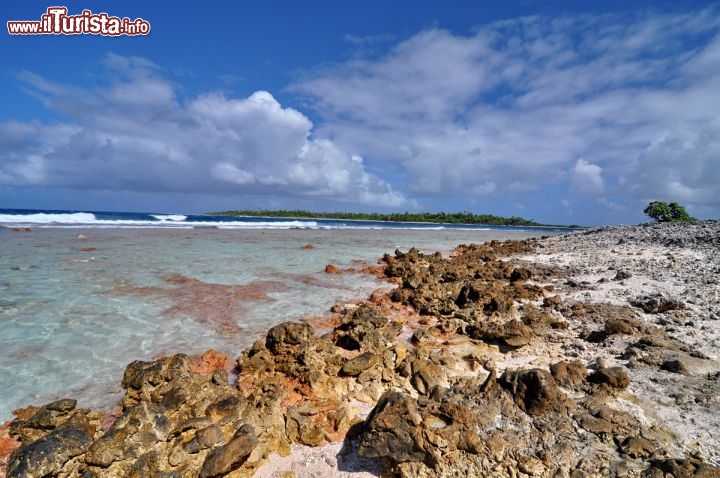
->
191, 349, 230, 376
0, 421, 21, 475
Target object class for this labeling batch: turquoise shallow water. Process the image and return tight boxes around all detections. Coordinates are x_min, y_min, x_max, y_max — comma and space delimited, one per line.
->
0, 227, 552, 421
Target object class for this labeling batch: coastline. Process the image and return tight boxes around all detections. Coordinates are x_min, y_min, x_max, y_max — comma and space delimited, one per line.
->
3, 221, 720, 477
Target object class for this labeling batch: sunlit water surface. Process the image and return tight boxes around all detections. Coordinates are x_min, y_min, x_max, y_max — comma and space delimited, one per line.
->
0, 227, 555, 421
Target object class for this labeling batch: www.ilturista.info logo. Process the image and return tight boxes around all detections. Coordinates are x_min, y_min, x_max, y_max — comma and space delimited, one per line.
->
7, 7, 150, 36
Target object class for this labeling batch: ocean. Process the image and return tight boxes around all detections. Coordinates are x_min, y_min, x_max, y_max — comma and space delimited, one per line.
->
0, 209, 568, 421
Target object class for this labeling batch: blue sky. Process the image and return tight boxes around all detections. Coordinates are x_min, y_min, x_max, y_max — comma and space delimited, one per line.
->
1, 1, 719, 225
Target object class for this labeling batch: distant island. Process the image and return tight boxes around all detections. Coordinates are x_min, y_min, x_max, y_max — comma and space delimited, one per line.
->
208, 210, 557, 226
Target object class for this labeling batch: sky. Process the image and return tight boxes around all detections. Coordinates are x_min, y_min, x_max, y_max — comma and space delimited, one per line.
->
1, 1, 719, 225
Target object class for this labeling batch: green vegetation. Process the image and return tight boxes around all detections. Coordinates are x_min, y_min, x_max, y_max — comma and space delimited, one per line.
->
643, 201, 696, 223
210, 210, 544, 226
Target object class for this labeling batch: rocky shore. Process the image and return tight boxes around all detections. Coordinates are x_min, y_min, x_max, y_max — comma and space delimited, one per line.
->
2, 221, 720, 477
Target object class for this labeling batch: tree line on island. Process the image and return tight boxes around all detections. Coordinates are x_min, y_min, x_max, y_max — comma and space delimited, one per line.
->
210, 210, 546, 226
210, 202, 698, 227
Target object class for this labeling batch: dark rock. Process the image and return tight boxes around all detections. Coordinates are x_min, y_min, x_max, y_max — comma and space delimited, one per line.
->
85, 402, 169, 467
520, 304, 567, 331
7, 425, 93, 478
332, 304, 400, 352
121, 354, 192, 407
122, 360, 166, 390
661, 358, 690, 374
43, 399, 77, 413
510, 267, 533, 282
498, 369, 570, 416
357, 392, 436, 466
631, 295, 684, 314
455, 284, 481, 308
483, 294, 514, 314
643, 458, 720, 477
9, 399, 97, 445
128, 451, 179, 478
265, 322, 314, 355
614, 270, 632, 281
410, 328, 435, 345
199, 424, 257, 478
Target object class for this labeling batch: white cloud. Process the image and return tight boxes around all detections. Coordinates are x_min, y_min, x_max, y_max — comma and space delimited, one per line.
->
0, 56, 407, 208
293, 8, 720, 217
571, 159, 604, 195
598, 197, 624, 212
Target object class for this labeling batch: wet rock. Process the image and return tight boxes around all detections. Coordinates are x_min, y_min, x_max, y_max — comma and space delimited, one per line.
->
7, 425, 93, 478
9, 399, 98, 445
121, 354, 192, 406
199, 424, 257, 478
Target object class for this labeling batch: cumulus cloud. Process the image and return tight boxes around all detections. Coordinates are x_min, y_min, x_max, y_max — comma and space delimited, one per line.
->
293, 8, 720, 217
571, 159, 604, 195
0, 56, 407, 208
